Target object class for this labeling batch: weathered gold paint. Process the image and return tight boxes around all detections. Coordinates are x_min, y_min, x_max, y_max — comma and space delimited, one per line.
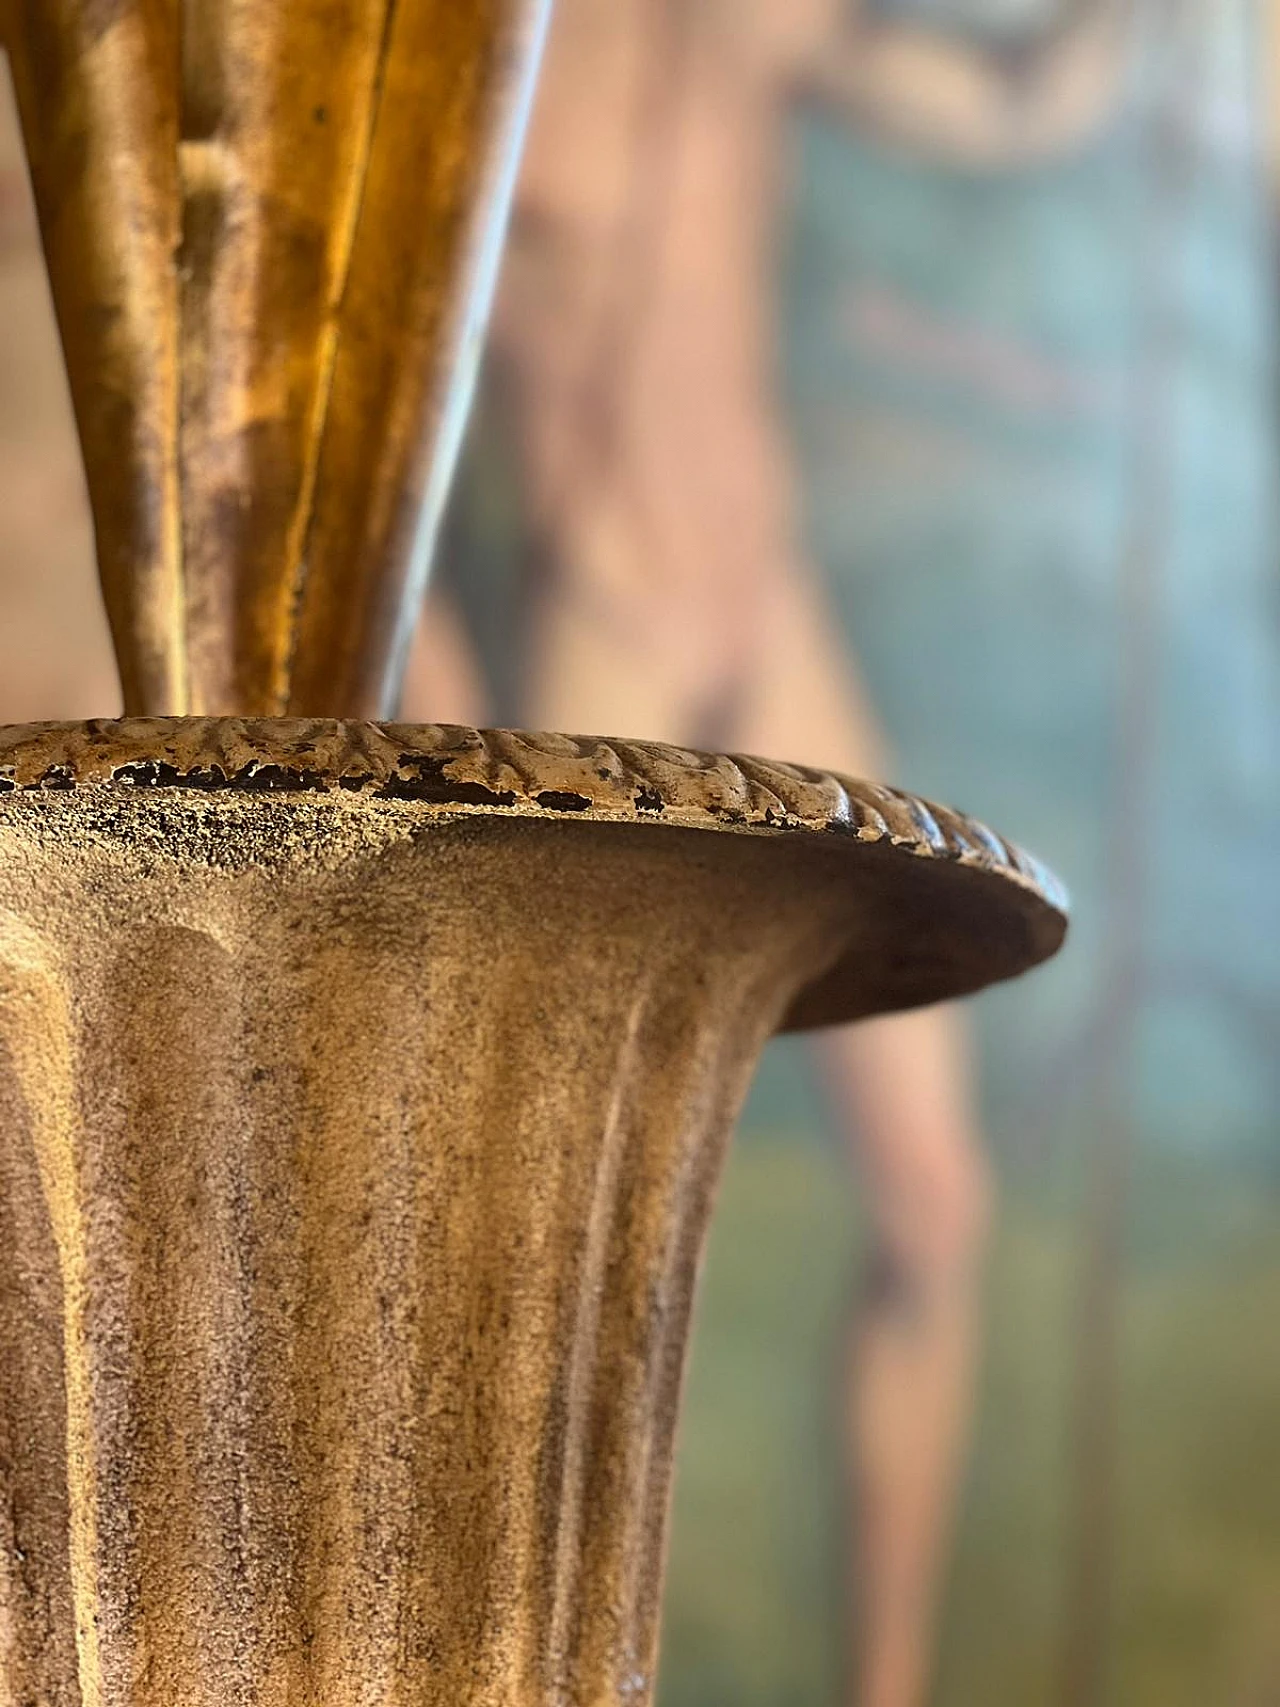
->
0, 720, 1066, 1706
3, 0, 548, 716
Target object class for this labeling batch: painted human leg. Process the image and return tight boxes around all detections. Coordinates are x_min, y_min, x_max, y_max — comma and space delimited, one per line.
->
733, 562, 992, 1707
823, 1014, 991, 1707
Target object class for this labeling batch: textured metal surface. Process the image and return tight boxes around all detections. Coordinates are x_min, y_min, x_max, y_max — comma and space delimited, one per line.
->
0, 720, 1066, 1705
3, 0, 548, 717
0, 718, 1068, 1026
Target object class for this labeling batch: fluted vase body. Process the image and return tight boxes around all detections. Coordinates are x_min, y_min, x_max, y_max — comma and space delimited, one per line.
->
0, 720, 1065, 1707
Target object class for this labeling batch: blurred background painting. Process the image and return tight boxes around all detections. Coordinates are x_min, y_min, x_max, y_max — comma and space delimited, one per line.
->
3, 0, 1280, 1701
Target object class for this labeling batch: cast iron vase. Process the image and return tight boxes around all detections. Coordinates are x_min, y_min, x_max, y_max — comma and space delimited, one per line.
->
0, 717, 1065, 1705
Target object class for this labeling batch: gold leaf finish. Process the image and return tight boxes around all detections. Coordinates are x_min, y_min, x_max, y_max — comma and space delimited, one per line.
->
4, 0, 184, 716
3, 0, 549, 716
283, 1, 550, 717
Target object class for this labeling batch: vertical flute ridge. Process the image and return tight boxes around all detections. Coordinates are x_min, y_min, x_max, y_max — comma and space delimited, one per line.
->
0, 798, 832, 1704
539, 990, 649, 1700
0, 933, 97, 1705
5, 0, 548, 716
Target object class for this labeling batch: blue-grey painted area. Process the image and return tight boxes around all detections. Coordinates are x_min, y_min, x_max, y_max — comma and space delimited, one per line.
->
780, 93, 1280, 1148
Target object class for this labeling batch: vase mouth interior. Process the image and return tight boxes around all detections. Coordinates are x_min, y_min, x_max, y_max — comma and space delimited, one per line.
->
0, 717, 1068, 1029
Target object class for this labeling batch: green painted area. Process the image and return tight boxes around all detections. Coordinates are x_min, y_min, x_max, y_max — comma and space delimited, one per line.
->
659, 1129, 1280, 1706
